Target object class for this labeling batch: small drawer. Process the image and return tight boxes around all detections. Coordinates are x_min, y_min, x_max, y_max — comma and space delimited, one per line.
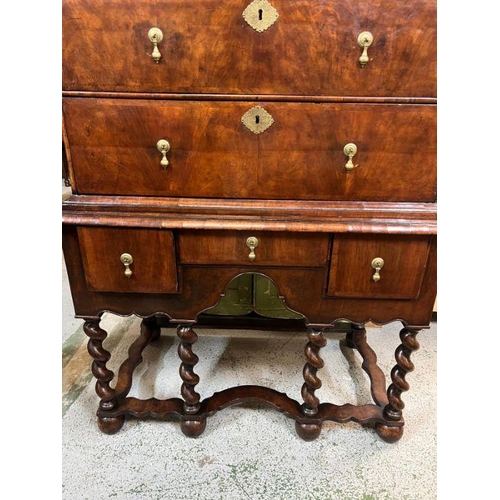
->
78, 227, 178, 293
178, 231, 329, 268
327, 234, 431, 299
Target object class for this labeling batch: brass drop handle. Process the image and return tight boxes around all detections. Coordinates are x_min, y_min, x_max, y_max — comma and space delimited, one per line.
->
343, 143, 358, 171
357, 31, 373, 67
371, 257, 384, 282
156, 139, 170, 168
120, 253, 134, 278
246, 236, 259, 261
148, 27, 164, 63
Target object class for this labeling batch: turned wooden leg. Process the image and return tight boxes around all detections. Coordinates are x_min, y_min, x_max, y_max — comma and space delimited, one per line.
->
376, 327, 420, 443
345, 323, 366, 349
84, 318, 124, 434
296, 328, 327, 440
143, 316, 161, 342
177, 325, 206, 437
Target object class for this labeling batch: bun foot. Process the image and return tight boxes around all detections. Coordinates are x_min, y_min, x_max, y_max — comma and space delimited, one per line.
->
375, 423, 404, 443
295, 421, 322, 441
180, 418, 207, 438
97, 415, 125, 434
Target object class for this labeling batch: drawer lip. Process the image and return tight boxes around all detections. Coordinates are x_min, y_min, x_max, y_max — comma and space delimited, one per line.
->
61, 91, 437, 105
63, 196, 437, 235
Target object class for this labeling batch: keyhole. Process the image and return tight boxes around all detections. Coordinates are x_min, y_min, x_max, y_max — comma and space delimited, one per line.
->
258, 9, 263, 21
255, 115, 260, 124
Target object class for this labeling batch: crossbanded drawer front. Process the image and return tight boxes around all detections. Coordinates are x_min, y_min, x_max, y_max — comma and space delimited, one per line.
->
327, 234, 431, 299
63, 98, 436, 202
178, 231, 330, 268
78, 227, 178, 293
62, 0, 436, 97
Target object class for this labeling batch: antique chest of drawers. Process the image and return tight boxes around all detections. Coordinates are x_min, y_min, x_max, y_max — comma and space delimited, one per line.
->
62, 0, 436, 442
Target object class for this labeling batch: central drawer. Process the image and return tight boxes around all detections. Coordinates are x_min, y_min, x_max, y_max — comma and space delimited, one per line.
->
178, 230, 330, 267
63, 98, 436, 202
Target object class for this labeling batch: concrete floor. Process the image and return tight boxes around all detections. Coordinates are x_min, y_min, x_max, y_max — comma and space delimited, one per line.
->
62, 257, 437, 499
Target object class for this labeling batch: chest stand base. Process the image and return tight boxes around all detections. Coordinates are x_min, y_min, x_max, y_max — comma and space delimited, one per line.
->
83, 316, 420, 443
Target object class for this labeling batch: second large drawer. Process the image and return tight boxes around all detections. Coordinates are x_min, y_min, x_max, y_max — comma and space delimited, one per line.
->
63, 98, 436, 202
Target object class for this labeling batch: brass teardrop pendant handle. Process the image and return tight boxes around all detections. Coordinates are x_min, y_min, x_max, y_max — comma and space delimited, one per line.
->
343, 143, 358, 171
246, 236, 259, 261
371, 257, 384, 282
357, 31, 373, 67
120, 253, 134, 278
156, 139, 170, 168
148, 27, 164, 63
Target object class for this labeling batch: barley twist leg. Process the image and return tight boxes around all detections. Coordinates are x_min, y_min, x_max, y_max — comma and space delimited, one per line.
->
296, 328, 327, 441
345, 323, 366, 349
143, 316, 161, 342
376, 327, 420, 443
84, 318, 124, 434
177, 325, 206, 437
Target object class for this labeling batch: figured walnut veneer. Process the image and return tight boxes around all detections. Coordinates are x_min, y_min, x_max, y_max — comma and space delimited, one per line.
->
63, 98, 436, 202
63, 0, 436, 97
63, 0, 437, 441
78, 227, 178, 293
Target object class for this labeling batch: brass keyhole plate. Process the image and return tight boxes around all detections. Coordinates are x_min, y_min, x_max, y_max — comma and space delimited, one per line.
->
241, 106, 274, 134
243, 0, 279, 33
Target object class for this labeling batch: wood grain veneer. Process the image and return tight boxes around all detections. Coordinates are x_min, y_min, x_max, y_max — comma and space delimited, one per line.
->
63, 98, 436, 201
63, 0, 436, 97
78, 227, 178, 293
62, 0, 437, 441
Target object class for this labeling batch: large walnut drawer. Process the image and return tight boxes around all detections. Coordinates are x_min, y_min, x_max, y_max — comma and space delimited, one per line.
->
62, 0, 436, 97
78, 227, 178, 293
63, 98, 436, 202
178, 230, 329, 267
327, 234, 431, 299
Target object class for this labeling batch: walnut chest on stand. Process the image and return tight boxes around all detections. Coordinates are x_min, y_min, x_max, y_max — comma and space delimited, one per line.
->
62, 0, 437, 442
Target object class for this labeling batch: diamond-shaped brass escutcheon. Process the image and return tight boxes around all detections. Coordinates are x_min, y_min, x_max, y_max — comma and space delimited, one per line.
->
243, 0, 279, 33
241, 106, 274, 134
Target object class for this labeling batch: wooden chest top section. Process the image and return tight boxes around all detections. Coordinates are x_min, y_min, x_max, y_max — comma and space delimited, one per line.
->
62, 0, 436, 97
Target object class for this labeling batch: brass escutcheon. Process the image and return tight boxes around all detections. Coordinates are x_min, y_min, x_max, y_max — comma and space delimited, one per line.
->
246, 236, 259, 261
371, 257, 384, 282
241, 106, 274, 134
243, 0, 279, 33
148, 27, 164, 63
357, 31, 373, 67
120, 253, 134, 278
